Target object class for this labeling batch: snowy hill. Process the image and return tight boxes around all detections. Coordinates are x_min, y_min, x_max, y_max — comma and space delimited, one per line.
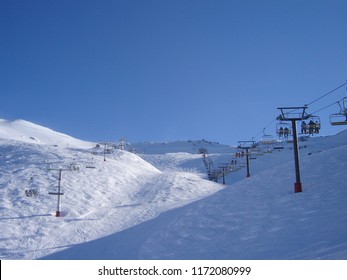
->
43, 131, 347, 260
0, 119, 93, 148
1, 119, 347, 260
0, 119, 223, 259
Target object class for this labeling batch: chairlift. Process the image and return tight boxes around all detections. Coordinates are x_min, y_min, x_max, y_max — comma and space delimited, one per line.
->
70, 163, 80, 172
273, 145, 284, 150
250, 147, 264, 156
273, 140, 285, 150
276, 122, 292, 139
300, 115, 321, 135
85, 159, 96, 169
330, 114, 347, 126
230, 166, 242, 172
330, 98, 347, 126
236, 159, 246, 168
261, 129, 275, 145
24, 177, 39, 197
261, 135, 275, 145
263, 148, 273, 154
48, 186, 64, 196
25, 188, 39, 197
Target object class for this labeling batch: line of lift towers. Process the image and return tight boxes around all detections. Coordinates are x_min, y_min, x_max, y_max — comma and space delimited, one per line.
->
205, 97, 347, 194
47, 99, 347, 217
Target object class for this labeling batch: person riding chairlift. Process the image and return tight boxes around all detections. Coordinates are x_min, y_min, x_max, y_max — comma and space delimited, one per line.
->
279, 127, 284, 138
308, 120, 315, 135
315, 121, 320, 133
301, 121, 307, 134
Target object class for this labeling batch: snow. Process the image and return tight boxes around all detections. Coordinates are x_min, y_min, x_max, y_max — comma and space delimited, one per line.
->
0, 119, 347, 260
0, 119, 92, 148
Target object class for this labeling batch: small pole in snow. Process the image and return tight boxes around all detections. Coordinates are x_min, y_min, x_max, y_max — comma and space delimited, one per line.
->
48, 167, 69, 217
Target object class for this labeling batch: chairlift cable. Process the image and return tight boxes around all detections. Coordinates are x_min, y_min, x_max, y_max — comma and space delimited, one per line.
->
251, 80, 346, 143
264, 117, 277, 129
310, 97, 345, 115
305, 81, 347, 107
252, 117, 277, 140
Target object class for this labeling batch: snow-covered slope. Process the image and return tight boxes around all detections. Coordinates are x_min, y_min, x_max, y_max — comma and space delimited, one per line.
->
1, 119, 347, 260
42, 130, 347, 260
0, 119, 223, 259
128, 139, 233, 154
0, 119, 92, 148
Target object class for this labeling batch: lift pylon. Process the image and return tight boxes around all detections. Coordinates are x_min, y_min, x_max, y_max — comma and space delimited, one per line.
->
277, 106, 310, 193
237, 141, 255, 178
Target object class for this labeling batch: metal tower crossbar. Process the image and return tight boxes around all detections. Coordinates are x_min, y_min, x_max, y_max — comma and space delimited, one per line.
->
277, 106, 309, 121
237, 140, 255, 149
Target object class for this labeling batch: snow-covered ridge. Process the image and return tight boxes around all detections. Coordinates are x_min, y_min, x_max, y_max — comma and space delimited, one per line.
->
0, 119, 93, 148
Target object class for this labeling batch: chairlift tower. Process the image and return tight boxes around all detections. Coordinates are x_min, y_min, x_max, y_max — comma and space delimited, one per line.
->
277, 106, 310, 193
237, 141, 255, 178
218, 163, 229, 185
118, 138, 126, 150
48, 167, 70, 217
99, 141, 115, 161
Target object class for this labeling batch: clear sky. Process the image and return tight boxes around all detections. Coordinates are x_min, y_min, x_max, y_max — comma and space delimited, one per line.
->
1, 0, 346, 145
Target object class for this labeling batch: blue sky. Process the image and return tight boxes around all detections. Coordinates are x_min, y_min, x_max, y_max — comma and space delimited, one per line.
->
1, 0, 346, 145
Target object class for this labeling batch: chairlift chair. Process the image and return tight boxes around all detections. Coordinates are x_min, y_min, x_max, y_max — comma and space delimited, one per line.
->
251, 147, 264, 156
261, 135, 275, 145
273, 145, 284, 150
330, 97, 347, 126
48, 186, 64, 196
263, 148, 273, 154
85, 158, 96, 169
330, 114, 347, 126
261, 129, 275, 145
276, 122, 292, 139
300, 115, 321, 135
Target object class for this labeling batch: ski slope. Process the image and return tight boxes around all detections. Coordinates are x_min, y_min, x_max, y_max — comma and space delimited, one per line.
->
0, 119, 223, 259
1, 119, 347, 259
